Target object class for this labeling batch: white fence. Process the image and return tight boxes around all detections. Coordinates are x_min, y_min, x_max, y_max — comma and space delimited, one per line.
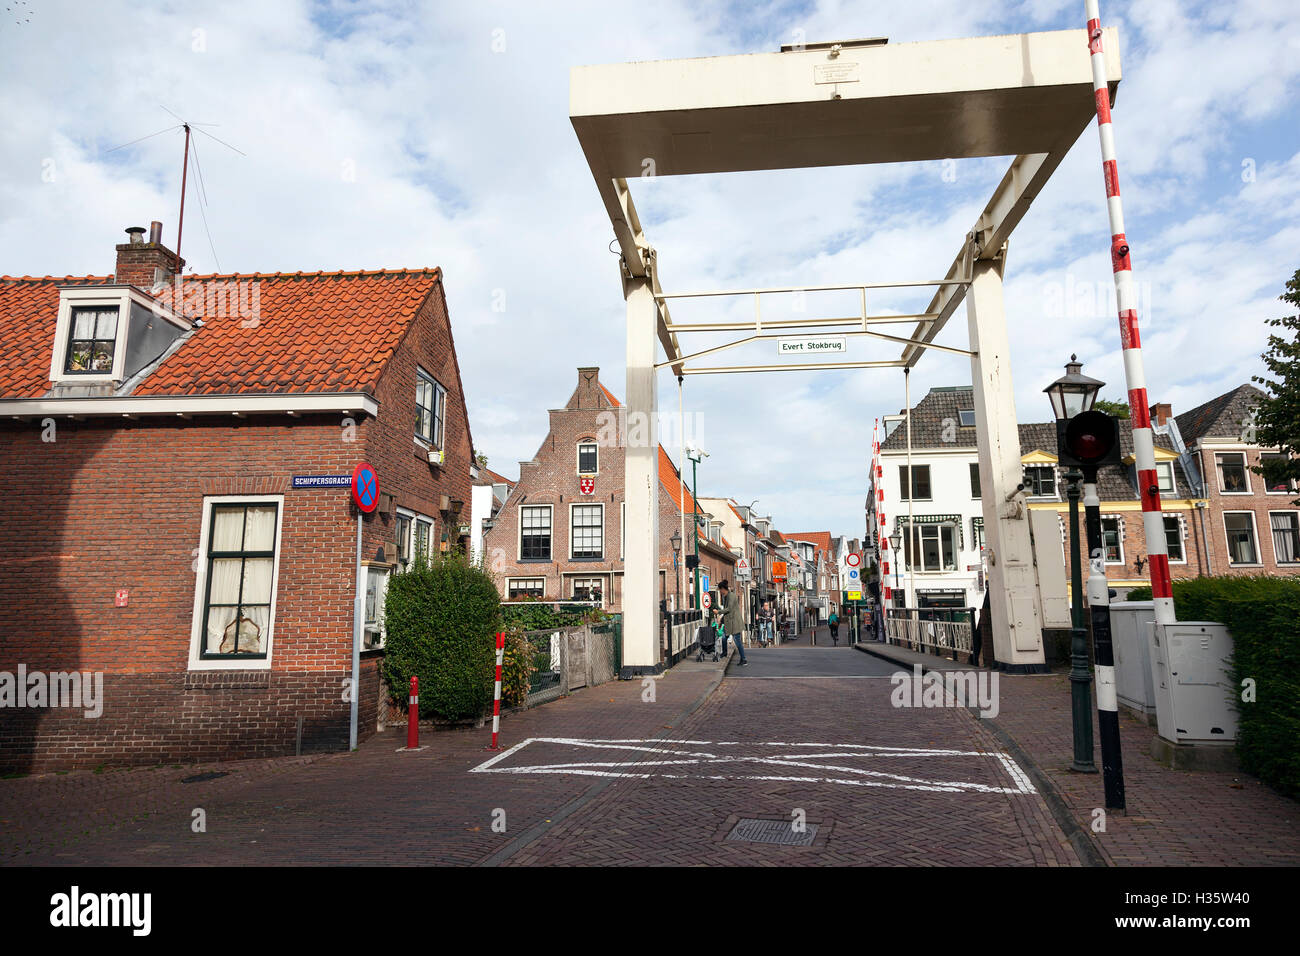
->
885, 609, 974, 659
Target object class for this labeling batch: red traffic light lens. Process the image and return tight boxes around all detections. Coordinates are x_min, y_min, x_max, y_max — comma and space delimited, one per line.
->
1072, 431, 1103, 459
1063, 410, 1118, 464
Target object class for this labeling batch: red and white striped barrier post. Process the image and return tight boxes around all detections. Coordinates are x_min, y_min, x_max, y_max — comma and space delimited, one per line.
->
1084, 0, 1175, 628
406, 675, 419, 750
489, 631, 505, 750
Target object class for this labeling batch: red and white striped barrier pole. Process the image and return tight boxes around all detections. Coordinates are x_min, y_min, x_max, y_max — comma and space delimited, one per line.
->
406, 675, 419, 750
1085, 0, 1174, 628
489, 631, 505, 750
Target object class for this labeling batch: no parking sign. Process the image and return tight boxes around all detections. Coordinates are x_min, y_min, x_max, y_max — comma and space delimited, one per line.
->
351, 461, 380, 513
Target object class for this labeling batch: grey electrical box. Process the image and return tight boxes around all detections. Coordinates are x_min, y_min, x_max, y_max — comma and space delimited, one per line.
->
1148, 621, 1238, 743
1110, 601, 1156, 720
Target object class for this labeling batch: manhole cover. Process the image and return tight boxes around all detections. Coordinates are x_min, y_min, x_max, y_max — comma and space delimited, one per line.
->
725, 818, 818, 847
180, 771, 230, 784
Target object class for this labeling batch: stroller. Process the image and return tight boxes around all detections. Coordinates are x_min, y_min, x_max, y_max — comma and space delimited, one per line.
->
696, 618, 719, 662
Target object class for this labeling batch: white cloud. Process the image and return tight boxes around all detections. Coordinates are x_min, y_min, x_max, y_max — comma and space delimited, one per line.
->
0, 0, 1297, 537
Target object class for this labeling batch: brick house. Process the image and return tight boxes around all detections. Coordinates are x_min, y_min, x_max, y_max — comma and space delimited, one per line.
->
1164, 385, 1300, 577
482, 367, 735, 615
0, 223, 475, 772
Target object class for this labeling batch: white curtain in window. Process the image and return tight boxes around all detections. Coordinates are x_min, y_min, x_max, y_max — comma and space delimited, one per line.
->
212, 507, 244, 550
243, 506, 276, 551
1272, 514, 1298, 563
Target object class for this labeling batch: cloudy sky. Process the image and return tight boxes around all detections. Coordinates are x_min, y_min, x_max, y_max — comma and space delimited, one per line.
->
2, 0, 1298, 540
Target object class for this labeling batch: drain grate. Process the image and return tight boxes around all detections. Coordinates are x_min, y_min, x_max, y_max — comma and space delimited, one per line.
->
725, 818, 818, 847
180, 771, 230, 784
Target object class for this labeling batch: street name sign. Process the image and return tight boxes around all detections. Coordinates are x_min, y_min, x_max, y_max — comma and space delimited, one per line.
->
292, 475, 351, 488
777, 336, 846, 355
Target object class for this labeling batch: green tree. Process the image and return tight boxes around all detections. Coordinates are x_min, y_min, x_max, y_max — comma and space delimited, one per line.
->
1252, 268, 1300, 505
1094, 398, 1130, 419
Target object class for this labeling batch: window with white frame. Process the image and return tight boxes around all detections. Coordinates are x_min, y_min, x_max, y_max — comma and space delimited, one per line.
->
1164, 515, 1185, 563
1262, 454, 1295, 494
64, 306, 119, 374
902, 523, 958, 572
572, 577, 605, 604
577, 441, 598, 475
1023, 465, 1057, 498
1216, 452, 1250, 494
192, 498, 281, 664
1100, 516, 1124, 564
508, 577, 545, 599
1224, 512, 1259, 565
364, 567, 389, 648
415, 368, 447, 449
1269, 512, 1299, 564
1155, 461, 1176, 494
571, 504, 603, 559
395, 513, 412, 568
520, 505, 552, 560
414, 515, 434, 563
958, 409, 976, 427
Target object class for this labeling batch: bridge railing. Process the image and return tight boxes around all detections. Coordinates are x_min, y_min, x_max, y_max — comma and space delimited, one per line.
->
885, 607, 975, 661
662, 609, 703, 665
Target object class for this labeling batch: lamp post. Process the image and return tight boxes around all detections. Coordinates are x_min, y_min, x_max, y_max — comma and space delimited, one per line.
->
1046, 355, 1103, 774
686, 444, 708, 609
887, 530, 902, 605
670, 529, 682, 611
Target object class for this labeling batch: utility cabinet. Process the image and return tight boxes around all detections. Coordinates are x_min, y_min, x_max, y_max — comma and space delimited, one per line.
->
1110, 601, 1157, 721
1148, 621, 1238, 743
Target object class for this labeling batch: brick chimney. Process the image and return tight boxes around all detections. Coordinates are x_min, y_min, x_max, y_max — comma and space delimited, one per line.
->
114, 221, 184, 289
1151, 402, 1172, 426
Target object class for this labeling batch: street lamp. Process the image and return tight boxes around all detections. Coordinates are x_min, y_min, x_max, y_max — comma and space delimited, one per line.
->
670, 529, 682, 610
887, 529, 902, 607
1046, 355, 1104, 775
685, 444, 708, 609
1044, 353, 1104, 420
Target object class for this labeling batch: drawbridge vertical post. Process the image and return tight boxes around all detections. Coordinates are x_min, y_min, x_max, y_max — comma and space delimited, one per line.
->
623, 271, 660, 673
967, 254, 1046, 671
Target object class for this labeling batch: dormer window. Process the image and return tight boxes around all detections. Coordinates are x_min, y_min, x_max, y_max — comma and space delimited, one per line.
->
958, 409, 976, 427
50, 285, 190, 387
65, 307, 119, 374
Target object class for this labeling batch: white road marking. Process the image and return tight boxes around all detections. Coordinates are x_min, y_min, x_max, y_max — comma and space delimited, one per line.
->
468, 737, 1037, 794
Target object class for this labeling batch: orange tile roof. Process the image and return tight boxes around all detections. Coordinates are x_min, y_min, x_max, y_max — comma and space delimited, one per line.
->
787, 531, 833, 565
484, 467, 515, 486
0, 269, 443, 398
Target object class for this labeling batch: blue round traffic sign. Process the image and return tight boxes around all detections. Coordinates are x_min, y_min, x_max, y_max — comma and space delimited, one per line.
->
351, 461, 379, 513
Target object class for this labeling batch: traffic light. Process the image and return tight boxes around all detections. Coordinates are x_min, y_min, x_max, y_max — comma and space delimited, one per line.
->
1056, 410, 1122, 470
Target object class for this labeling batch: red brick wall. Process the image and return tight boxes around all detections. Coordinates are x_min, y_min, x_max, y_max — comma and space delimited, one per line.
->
0, 280, 473, 773
1197, 446, 1300, 577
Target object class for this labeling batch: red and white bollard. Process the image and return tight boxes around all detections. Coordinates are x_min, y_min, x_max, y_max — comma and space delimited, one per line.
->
488, 631, 505, 750
406, 675, 419, 750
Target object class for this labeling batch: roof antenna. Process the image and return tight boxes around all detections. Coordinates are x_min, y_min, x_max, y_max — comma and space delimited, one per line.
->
159, 106, 244, 271
108, 108, 244, 273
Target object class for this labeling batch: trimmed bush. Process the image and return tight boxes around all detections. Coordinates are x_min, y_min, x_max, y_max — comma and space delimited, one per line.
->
1123, 576, 1300, 798
382, 550, 500, 721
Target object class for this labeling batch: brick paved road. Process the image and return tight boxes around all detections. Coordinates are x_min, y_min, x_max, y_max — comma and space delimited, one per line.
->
499, 645, 1080, 866
5, 639, 1290, 866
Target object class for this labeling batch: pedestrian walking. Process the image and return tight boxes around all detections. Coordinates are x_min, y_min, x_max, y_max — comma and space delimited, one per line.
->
828, 608, 840, 645
717, 580, 748, 665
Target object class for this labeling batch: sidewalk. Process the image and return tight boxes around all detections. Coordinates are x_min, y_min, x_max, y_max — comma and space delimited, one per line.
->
856, 641, 1300, 866
0, 649, 733, 866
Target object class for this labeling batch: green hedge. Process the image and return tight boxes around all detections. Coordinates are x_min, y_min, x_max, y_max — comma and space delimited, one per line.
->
1124, 576, 1300, 798
382, 551, 500, 721
500, 601, 608, 631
